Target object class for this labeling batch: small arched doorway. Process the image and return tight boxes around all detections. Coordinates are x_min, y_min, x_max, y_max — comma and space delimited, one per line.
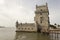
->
37, 24, 42, 33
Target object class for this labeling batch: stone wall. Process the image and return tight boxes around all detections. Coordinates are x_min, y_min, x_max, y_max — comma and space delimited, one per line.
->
34, 4, 49, 32
16, 23, 37, 32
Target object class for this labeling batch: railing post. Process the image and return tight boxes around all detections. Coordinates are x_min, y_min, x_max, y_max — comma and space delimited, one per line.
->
52, 31, 53, 40
49, 29, 60, 40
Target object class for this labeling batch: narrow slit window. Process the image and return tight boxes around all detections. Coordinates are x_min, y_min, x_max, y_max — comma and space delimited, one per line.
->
40, 17, 43, 23
40, 12, 42, 15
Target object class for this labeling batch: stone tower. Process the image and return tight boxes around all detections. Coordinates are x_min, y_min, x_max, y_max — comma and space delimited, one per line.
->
34, 3, 50, 32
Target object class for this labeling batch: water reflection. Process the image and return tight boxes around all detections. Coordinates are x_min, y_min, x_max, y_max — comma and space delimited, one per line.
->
49, 33, 60, 40
14, 32, 50, 40
1, 28, 60, 40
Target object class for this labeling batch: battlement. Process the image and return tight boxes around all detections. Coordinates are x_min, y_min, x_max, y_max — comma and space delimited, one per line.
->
36, 3, 48, 13
18, 23, 35, 27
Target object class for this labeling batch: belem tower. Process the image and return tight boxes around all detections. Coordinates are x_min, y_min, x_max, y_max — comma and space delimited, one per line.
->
16, 3, 50, 33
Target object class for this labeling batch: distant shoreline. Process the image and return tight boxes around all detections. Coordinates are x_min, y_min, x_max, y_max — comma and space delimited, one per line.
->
0, 26, 5, 28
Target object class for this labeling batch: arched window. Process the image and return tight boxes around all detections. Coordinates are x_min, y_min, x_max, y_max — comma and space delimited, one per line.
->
41, 9, 42, 11
40, 12, 42, 15
32, 28, 33, 30
25, 28, 26, 29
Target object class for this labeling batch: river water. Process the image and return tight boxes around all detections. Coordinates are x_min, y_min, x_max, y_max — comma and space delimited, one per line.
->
0, 27, 60, 40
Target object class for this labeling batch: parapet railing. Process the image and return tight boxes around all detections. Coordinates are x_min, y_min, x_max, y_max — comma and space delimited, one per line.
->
49, 29, 60, 40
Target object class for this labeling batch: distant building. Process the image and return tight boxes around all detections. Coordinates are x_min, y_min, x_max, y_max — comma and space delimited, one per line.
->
16, 3, 50, 33
54, 24, 60, 28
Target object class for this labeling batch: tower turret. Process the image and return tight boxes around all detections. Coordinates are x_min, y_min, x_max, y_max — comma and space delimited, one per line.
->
34, 3, 50, 32
16, 20, 18, 28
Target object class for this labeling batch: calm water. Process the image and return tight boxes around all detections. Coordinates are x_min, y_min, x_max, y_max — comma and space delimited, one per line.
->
0, 27, 60, 40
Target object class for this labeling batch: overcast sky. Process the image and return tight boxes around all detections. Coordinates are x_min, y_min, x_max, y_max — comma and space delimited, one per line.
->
0, 0, 60, 27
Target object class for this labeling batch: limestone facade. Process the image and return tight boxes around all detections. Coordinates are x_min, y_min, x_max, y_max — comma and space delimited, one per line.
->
16, 3, 50, 32
16, 23, 37, 32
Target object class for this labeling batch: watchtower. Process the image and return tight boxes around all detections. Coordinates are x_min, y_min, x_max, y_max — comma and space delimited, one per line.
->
34, 3, 50, 32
